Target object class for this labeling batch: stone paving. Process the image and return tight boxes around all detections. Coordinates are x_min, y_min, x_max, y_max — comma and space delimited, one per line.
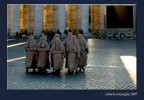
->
7, 38, 136, 90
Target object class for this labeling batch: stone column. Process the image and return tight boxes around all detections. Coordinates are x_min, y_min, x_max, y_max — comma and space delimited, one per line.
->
34, 4, 43, 35
90, 5, 101, 34
103, 4, 107, 32
43, 5, 58, 30
46, 5, 54, 30
11, 4, 19, 35
29, 5, 35, 33
24, 5, 30, 30
100, 5, 105, 32
58, 5, 66, 35
7, 5, 12, 34
81, 5, 89, 34
54, 5, 58, 30
67, 5, 81, 33
133, 5, 136, 32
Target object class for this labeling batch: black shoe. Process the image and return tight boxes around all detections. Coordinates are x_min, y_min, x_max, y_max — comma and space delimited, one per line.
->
43, 69, 47, 73
52, 71, 56, 74
55, 70, 59, 74
68, 70, 73, 74
38, 69, 43, 73
76, 70, 78, 74
26, 68, 28, 73
68, 69, 70, 73
56, 69, 60, 73
79, 68, 82, 72
32, 69, 36, 72
82, 67, 85, 72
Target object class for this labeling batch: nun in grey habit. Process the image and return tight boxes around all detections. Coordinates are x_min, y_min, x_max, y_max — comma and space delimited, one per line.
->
63, 32, 73, 68
37, 36, 50, 72
64, 34, 80, 74
50, 34, 60, 68
50, 38, 65, 73
77, 34, 89, 72
25, 35, 37, 72
51, 34, 60, 47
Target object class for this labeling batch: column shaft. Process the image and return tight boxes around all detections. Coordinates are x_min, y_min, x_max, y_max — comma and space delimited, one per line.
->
11, 4, 19, 35
34, 4, 43, 35
58, 5, 66, 34
81, 5, 89, 34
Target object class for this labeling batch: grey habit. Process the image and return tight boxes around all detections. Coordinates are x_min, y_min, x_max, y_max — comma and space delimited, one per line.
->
50, 38, 65, 71
77, 34, 89, 68
64, 35, 80, 72
37, 36, 50, 69
25, 35, 37, 69
63, 32, 73, 68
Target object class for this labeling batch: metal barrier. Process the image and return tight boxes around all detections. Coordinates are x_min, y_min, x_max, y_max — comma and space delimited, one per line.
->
120, 33, 125, 39
96, 32, 136, 40
106, 33, 114, 39
125, 33, 133, 39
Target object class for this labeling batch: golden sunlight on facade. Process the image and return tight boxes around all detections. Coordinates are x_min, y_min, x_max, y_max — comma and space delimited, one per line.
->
7, 4, 136, 36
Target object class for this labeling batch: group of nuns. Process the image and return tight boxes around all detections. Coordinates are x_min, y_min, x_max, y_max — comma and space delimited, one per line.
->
25, 31, 89, 74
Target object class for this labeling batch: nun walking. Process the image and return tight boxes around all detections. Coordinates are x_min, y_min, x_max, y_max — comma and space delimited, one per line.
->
37, 35, 50, 72
77, 34, 89, 72
51, 34, 60, 47
50, 38, 65, 73
65, 34, 80, 74
63, 32, 73, 69
25, 35, 37, 72
50, 33, 60, 68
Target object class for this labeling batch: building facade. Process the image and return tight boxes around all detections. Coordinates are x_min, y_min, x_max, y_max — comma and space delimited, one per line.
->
7, 4, 136, 36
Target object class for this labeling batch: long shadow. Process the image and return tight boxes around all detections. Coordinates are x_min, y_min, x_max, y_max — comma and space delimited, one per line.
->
24, 70, 87, 83
25, 70, 86, 77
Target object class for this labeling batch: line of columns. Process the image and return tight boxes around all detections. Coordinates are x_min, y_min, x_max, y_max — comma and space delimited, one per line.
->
7, 4, 91, 36
34, 5, 43, 35
7, 4, 19, 34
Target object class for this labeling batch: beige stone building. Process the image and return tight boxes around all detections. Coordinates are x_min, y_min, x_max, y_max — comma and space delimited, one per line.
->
7, 4, 136, 36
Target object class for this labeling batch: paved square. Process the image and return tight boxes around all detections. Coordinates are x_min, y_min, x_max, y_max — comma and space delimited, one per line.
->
7, 38, 136, 90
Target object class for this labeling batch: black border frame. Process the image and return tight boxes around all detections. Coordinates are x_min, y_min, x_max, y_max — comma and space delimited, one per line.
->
1, 0, 144, 99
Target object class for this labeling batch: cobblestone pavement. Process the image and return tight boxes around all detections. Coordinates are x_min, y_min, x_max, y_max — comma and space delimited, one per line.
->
7, 38, 136, 90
